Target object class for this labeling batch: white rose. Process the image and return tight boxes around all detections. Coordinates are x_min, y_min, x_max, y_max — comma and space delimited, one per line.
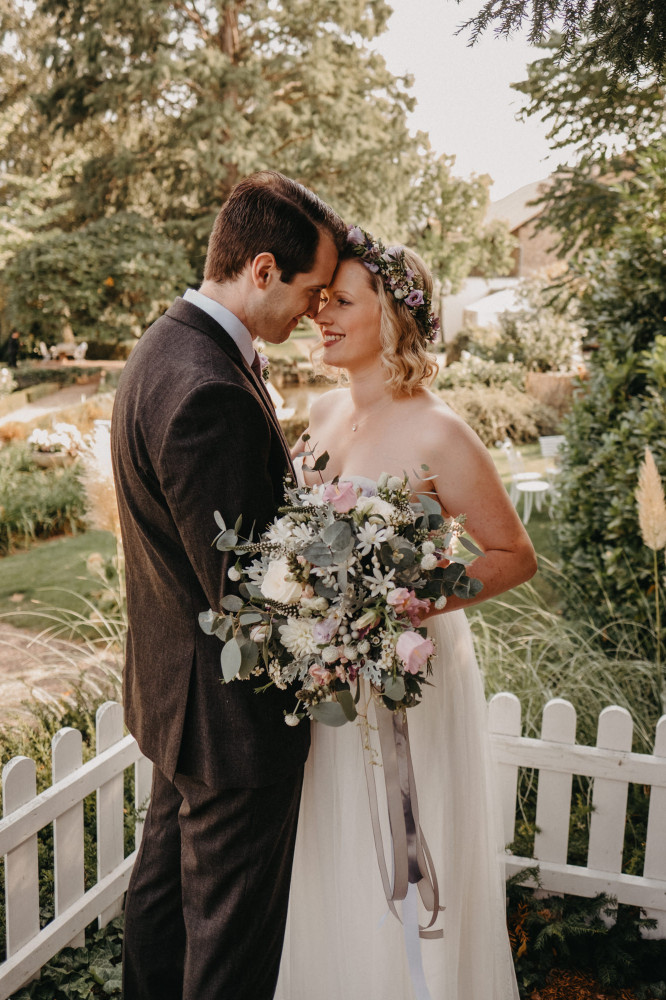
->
356, 496, 396, 522
260, 558, 303, 604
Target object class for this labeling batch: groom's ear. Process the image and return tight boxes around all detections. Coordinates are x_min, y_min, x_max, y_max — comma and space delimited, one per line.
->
250, 252, 280, 289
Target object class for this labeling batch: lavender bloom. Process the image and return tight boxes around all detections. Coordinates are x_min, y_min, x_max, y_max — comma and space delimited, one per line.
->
405, 289, 424, 308
347, 226, 365, 245
313, 616, 340, 644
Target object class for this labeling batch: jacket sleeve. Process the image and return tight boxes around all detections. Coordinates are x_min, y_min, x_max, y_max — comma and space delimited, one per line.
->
157, 380, 283, 612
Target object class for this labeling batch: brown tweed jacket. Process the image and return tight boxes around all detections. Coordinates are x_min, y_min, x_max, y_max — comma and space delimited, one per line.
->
111, 298, 310, 787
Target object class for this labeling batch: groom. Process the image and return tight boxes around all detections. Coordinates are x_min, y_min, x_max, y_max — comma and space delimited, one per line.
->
111, 171, 344, 999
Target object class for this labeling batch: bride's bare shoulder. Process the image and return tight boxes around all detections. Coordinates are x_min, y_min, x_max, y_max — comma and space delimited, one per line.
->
308, 386, 350, 424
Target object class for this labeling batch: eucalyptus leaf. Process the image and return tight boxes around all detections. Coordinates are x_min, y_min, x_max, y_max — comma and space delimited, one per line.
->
221, 639, 242, 682
460, 536, 485, 557
239, 612, 263, 626
244, 582, 264, 598
198, 609, 218, 635
238, 639, 259, 678
310, 701, 349, 727
314, 580, 338, 599
234, 514, 243, 533
215, 529, 238, 550
302, 539, 334, 566
383, 675, 406, 702
323, 520, 352, 551
221, 594, 244, 613
214, 617, 234, 642
336, 688, 357, 722
416, 493, 442, 517
312, 451, 330, 472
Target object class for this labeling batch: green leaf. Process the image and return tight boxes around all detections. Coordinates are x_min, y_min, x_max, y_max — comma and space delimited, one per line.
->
322, 519, 352, 552
239, 612, 263, 626
335, 688, 357, 722
214, 511, 226, 531
221, 638, 242, 681
234, 514, 243, 533
302, 538, 334, 566
312, 451, 330, 472
460, 536, 484, 558
416, 492, 442, 517
383, 675, 406, 702
198, 609, 218, 635
215, 529, 238, 550
310, 701, 349, 727
238, 639, 259, 678
221, 594, 244, 613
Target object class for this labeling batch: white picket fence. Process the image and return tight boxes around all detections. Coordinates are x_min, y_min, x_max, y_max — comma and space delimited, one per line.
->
1, 694, 666, 999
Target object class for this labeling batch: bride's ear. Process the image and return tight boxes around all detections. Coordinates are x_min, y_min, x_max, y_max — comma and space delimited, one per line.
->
250, 252, 280, 289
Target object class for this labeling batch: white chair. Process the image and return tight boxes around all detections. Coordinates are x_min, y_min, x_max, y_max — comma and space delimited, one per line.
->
498, 439, 545, 505
538, 434, 566, 477
515, 479, 550, 525
38, 341, 51, 361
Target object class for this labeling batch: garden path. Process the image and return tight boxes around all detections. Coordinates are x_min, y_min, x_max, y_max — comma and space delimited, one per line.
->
0, 382, 100, 428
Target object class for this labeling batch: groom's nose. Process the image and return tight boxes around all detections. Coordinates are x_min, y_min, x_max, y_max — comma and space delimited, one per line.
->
303, 289, 322, 318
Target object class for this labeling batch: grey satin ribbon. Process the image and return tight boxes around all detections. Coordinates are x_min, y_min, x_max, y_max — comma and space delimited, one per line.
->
361, 694, 444, 940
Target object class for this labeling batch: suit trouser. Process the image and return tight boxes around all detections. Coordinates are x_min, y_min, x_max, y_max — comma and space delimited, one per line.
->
122, 763, 304, 1000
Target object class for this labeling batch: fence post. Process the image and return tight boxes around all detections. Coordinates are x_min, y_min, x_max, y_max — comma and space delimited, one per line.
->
53, 728, 86, 949
534, 699, 577, 871
588, 705, 633, 926
643, 715, 666, 938
96, 702, 125, 928
3, 757, 40, 961
488, 692, 521, 848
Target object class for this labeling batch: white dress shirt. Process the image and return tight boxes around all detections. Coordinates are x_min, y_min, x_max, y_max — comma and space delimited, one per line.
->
183, 288, 255, 367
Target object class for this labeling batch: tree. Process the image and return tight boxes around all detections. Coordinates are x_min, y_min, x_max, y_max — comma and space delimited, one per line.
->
549, 148, 666, 658
457, 0, 666, 79
3, 213, 195, 344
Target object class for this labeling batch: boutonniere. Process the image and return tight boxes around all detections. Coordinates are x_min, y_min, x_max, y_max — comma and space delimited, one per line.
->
259, 353, 270, 382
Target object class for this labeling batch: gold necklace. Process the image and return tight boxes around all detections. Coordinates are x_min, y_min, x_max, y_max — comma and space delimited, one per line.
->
350, 396, 393, 433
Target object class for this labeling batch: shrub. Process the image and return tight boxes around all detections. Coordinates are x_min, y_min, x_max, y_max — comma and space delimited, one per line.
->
438, 383, 560, 445
435, 354, 527, 391
0, 443, 87, 553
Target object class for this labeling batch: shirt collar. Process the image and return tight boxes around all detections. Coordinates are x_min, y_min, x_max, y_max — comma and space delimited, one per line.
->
183, 288, 255, 367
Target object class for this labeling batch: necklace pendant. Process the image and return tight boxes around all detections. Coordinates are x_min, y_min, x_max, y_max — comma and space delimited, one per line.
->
352, 423, 358, 432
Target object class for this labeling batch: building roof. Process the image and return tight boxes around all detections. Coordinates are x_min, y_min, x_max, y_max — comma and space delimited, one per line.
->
486, 178, 552, 233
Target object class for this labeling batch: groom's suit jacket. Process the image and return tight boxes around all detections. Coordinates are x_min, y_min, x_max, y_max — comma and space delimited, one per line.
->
111, 298, 310, 788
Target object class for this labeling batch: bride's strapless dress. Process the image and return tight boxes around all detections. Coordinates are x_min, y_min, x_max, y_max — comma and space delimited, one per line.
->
274, 468, 520, 1000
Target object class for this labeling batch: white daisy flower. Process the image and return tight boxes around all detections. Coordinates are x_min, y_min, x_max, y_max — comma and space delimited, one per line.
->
362, 565, 396, 598
356, 522, 394, 555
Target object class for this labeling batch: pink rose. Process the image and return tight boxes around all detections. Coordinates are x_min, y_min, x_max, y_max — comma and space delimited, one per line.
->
387, 587, 431, 626
322, 480, 358, 513
395, 631, 435, 675
309, 665, 333, 686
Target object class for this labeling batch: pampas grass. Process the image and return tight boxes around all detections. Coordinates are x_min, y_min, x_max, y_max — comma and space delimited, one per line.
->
636, 446, 666, 709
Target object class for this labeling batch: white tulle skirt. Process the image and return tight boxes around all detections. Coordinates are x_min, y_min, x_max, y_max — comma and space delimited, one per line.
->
275, 609, 520, 1000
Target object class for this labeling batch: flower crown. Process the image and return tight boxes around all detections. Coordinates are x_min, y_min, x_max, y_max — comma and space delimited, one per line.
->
346, 225, 440, 343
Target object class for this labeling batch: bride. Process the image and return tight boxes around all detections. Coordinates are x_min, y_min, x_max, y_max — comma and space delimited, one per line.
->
274, 228, 536, 1000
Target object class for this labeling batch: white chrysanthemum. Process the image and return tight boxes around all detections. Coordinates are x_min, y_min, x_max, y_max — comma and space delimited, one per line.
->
279, 618, 318, 658
356, 522, 394, 555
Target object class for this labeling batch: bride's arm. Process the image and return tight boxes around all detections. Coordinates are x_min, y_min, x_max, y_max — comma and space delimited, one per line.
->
423, 412, 537, 616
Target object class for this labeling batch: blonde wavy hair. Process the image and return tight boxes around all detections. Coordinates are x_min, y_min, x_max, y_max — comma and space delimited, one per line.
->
311, 245, 439, 395
365, 245, 439, 395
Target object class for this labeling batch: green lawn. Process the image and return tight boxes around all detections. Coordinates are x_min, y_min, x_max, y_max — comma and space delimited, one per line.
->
0, 530, 118, 629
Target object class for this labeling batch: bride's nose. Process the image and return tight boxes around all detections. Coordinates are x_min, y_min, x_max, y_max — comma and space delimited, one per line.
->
314, 302, 332, 328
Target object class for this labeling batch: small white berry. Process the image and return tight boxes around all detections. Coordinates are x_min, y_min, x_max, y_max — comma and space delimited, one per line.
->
284, 714, 301, 727
227, 566, 241, 581
435, 596, 447, 610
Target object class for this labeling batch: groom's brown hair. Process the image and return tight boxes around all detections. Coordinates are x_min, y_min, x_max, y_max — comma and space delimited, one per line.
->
204, 170, 345, 285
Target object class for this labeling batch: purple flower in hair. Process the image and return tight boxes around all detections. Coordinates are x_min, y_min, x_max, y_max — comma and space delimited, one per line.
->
405, 289, 424, 308
347, 226, 365, 246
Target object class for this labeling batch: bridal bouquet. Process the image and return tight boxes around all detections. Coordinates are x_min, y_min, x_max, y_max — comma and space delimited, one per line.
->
200, 454, 483, 727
